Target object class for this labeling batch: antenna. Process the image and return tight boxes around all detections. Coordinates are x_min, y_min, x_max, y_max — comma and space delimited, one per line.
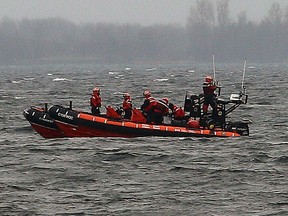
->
213, 53, 216, 80
241, 59, 247, 93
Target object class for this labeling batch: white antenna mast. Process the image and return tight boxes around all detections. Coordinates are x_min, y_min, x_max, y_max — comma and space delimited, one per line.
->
213, 53, 216, 80
241, 59, 247, 93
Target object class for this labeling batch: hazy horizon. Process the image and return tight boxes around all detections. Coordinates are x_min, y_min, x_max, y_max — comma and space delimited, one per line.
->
1, 0, 287, 26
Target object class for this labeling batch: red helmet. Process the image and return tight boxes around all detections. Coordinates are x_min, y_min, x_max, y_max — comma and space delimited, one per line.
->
93, 87, 100, 94
143, 90, 151, 98
205, 76, 213, 83
123, 92, 130, 99
162, 97, 169, 104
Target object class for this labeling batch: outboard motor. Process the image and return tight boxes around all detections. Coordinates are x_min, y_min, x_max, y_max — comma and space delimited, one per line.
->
226, 120, 250, 136
214, 102, 226, 128
190, 95, 201, 118
184, 94, 201, 118
184, 95, 192, 112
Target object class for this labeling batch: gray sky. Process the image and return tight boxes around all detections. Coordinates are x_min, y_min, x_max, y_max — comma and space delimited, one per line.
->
0, 0, 287, 25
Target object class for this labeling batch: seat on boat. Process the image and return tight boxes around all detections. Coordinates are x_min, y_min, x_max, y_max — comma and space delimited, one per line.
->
131, 109, 146, 123
106, 106, 121, 119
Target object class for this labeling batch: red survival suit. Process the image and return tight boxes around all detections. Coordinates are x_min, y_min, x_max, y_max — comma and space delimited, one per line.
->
169, 103, 185, 120
202, 76, 217, 117
90, 87, 102, 116
122, 93, 132, 119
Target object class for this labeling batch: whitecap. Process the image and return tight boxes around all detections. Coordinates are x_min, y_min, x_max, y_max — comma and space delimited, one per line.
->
125, 67, 131, 71
11, 80, 22, 84
52, 78, 70, 81
187, 69, 195, 73
23, 77, 35, 81
154, 78, 168, 82
113, 91, 124, 95
147, 68, 156, 71
15, 96, 27, 99
47, 73, 53, 76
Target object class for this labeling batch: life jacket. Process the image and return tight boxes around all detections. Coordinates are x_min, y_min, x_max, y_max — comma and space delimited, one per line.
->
90, 94, 101, 107
141, 96, 157, 113
171, 105, 185, 118
203, 81, 217, 96
154, 99, 169, 115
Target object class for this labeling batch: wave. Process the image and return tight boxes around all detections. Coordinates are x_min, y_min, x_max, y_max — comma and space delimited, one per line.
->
14, 96, 27, 100
147, 68, 156, 71
12, 126, 34, 132
209, 167, 278, 175
169, 165, 195, 172
154, 78, 169, 82
251, 152, 272, 163
8, 77, 35, 84
103, 152, 138, 161
52, 77, 71, 81
11, 80, 22, 84
274, 155, 288, 163
23, 77, 35, 81
187, 69, 195, 73
7, 184, 33, 192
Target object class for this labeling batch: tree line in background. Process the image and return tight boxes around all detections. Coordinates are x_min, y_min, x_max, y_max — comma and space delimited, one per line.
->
0, 0, 288, 64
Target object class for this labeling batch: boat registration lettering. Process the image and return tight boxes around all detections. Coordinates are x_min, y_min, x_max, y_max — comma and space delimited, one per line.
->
58, 112, 74, 120
39, 117, 53, 123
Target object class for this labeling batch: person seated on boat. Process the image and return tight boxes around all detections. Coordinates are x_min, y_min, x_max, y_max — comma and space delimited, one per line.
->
152, 97, 170, 124
202, 76, 218, 117
141, 90, 157, 123
90, 87, 102, 116
122, 92, 132, 119
168, 103, 185, 120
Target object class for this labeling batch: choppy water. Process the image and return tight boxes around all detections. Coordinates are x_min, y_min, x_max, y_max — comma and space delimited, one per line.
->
0, 62, 287, 215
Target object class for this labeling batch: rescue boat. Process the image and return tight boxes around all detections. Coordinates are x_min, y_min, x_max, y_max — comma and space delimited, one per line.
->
23, 87, 251, 139
23, 88, 251, 139
44, 87, 248, 138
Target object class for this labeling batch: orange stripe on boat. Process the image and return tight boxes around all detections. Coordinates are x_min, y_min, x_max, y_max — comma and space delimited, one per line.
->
78, 112, 240, 137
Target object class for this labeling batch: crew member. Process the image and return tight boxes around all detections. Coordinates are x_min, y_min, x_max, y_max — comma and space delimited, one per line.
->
122, 92, 132, 119
141, 90, 157, 123
153, 97, 169, 124
168, 103, 185, 120
90, 87, 102, 116
202, 76, 218, 117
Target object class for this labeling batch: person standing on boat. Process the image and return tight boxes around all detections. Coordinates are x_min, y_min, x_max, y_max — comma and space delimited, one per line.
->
202, 76, 218, 117
141, 90, 157, 123
153, 97, 170, 124
168, 103, 185, 120
90, 87, 102, 116
122, 92, 132, 119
